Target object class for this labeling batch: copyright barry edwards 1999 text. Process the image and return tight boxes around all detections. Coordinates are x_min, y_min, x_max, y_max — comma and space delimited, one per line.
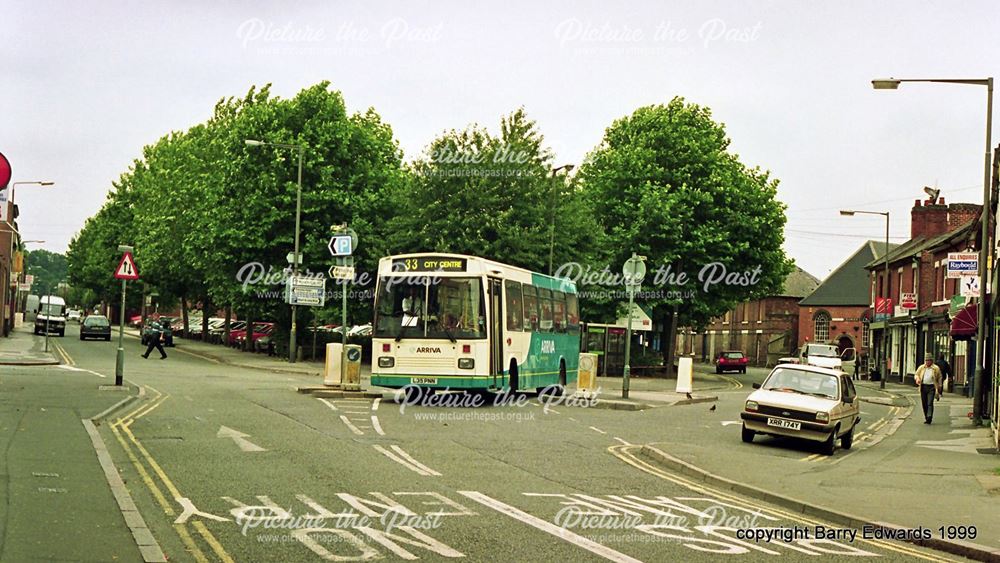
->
737, 525, 933, 543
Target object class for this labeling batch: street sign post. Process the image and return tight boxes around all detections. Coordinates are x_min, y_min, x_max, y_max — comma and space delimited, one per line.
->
621, 253, 647, 400
114, 246, 137, 386
330, 225, 359, 389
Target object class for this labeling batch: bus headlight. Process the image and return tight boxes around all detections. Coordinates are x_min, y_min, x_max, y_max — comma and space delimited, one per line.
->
378, 357, 394, 368
458, 358, 475, 369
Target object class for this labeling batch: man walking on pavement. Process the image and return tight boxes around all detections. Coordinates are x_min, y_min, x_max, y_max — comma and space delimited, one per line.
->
142, 322, 168, 360
914, 355, 941, 424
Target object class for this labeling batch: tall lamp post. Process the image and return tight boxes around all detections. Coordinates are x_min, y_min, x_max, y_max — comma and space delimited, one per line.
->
548, 164, 574, 275
841, 209, 890, 389
873, 77, 993, 423
246, 139, 305, 363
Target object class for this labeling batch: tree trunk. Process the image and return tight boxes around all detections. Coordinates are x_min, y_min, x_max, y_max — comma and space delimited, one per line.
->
243, 317, 254, 352
223, 305, 232, 346
181, 296, 189, 339
201, 297, 211, 342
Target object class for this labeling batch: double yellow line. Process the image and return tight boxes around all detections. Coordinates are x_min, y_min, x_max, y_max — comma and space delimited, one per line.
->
109, 387, 233, 563
800, 406, 901, 462
52, 341, 74, 366
611, 445, 954, 562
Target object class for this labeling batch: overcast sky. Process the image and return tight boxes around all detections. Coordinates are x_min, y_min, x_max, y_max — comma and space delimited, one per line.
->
4, 1, 998, 280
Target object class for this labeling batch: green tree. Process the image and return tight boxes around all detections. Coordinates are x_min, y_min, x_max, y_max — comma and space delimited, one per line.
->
390, 109, 597, 273
578, 98, 791, 366
24, 249, 68, 296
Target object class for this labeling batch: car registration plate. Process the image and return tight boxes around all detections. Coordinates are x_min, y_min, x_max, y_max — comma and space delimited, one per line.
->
412, 377, 438, 385
767, 418, 801, 430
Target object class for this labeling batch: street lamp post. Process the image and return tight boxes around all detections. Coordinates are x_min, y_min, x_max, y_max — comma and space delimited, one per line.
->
246, 139, 305, 363
873, 77, 993, 423
548, 164, 574, 276
841, 210, 890, 389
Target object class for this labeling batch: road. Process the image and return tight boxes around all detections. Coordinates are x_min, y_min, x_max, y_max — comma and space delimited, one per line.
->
41, 325, 964, 562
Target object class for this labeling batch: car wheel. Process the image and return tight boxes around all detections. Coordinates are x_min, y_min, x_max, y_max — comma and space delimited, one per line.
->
821, 428, 837, 456
741, 424, 755, 443
80, 334, 85, 340
105, 335, 111, 341
715, 366, 722, 374
58, 330, 65, 337
741, 367, 746, 374
841, 426, 854, 450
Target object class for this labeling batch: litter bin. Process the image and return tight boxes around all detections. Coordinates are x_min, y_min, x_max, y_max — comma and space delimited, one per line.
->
869, 368, 881, 382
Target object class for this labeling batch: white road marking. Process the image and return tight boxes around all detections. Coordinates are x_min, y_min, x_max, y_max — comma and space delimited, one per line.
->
216, 426, 266, 452
371, 416, 385, 436
372, 398, 381, 411
613, 437, 632, 446
339, 416, 365, 436
568, 417, 578, 422
589, 426, 607, 435
373, 445, 439, 476
720, 421, 741, 427
56, 365, 107, 378
318, 398, 338, 411
458, 491, 642, 563
389, 445, 442, 476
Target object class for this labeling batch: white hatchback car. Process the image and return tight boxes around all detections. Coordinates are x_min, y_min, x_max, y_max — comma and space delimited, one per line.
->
740, 364, 860, 455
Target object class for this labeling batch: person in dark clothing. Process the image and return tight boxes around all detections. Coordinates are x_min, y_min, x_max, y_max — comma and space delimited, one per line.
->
935, 355, 952, 392
142, 322, 168, 359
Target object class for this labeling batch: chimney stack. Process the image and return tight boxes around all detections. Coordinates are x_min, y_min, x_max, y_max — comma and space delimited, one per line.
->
911, 197, 948, 239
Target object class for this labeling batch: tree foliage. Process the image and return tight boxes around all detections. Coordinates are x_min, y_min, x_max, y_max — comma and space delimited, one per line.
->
578, 98, 791, 332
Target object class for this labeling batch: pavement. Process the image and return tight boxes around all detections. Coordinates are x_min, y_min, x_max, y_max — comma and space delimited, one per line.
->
0, 325, 61, 365
637, 373, 1000, 561
0, 327, 144, 561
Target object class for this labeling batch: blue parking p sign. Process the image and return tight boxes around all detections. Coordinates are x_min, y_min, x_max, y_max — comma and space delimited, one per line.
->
328, 235, 352, 256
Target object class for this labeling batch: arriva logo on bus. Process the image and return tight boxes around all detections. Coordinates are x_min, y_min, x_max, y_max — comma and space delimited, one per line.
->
414, 347, 443, 354
540, 341, 555, 353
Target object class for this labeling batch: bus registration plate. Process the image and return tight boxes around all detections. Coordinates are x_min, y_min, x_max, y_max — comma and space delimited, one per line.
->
412, 377, 438, 385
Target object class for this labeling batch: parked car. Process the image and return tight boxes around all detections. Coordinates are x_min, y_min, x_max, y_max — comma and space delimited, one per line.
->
66, 309, 82, 323
231, 322, 273, 348
80, 315, 112, 341
210, 320, 244, 344
715, 350, 748, 374
141, 321, 174, 347
129, 315, 144, 328
740, 363, 860, 455
777, 344, 856, 374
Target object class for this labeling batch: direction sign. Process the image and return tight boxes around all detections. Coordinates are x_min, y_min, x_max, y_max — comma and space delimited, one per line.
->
328, 235, 353, 257
286, 275, 326, 307
114, 252, 139, 280
328, 265, 356, 280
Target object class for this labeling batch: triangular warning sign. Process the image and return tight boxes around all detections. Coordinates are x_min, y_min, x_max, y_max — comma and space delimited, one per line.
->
114, 252, 139, 280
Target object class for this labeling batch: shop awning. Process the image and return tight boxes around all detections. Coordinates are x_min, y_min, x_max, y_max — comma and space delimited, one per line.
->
950, 303, 978, 341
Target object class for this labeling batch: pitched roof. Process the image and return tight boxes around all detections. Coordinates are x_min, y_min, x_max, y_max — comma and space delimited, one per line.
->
864, 220, 977, 268
800, 241, 897, 306
778, 266, 821, 298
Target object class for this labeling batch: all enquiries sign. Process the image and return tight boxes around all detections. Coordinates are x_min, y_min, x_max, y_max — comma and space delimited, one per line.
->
947, 253, 978, 278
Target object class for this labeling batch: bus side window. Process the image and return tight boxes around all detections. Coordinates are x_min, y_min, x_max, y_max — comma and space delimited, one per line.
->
552, 290, 567, 333
566, 293, 580, 334
522, 285, 539, 331
537, 288, 554, 333
505, 280, 523, 332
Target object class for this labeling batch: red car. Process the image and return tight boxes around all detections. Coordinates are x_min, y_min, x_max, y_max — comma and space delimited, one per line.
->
229, 322, 274, 348
715, 350, 748, 374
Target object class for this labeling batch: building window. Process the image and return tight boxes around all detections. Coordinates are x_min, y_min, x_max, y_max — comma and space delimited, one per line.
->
861, 318, 870, 348
813, 311, 831, 343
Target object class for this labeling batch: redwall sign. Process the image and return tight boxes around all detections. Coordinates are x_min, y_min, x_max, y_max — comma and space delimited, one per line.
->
0, 151, 10, 187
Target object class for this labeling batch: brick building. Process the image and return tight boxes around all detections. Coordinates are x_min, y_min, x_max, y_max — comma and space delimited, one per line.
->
678, 266, 819, 366
797, 240, 897, 373
865, 197, 980, 391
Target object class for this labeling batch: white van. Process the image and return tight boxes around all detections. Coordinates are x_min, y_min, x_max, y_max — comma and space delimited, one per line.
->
35, 295, 67, 336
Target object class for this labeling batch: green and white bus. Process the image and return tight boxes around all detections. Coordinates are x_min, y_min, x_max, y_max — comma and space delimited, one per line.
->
372, 254, 580, 393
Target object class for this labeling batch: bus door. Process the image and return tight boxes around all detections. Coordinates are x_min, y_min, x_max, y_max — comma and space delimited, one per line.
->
488, 277, 504, 388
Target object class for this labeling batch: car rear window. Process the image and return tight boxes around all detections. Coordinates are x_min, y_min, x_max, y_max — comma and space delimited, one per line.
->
724, 352, 744, 359
85, 317, 109, 326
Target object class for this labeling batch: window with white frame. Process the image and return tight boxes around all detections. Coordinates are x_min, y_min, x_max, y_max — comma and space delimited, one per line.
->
813, 311, 831, 343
